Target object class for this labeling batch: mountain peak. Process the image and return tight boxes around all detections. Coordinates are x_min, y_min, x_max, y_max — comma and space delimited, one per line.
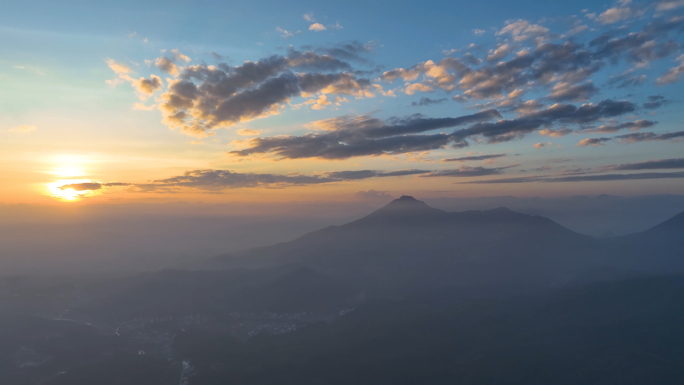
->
382, 196, 432, 210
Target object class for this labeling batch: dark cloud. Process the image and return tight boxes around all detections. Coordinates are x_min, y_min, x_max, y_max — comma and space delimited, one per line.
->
547, 82, 599, 102
376, 17, 684, 106
576, 137, 613, 147
326, 169, 429, 180
314, 41, 377, 66
642, 95, 670, 109
157, 51, 374, 136
607, 158, 684, 171
452, 99, 637, 143
411, 97, 448, 106
231, 110, 501, 160
547, 172, 684, 183
134, 168, 431, 191
232, 98, 637, 159
442, 153, 507, 162
59, 183, 102, 191
422, 165, 517, 177
461, 171, 684, 184
584, 119, 656, 133
607, 72, 646, 88
616, 130, 684, 143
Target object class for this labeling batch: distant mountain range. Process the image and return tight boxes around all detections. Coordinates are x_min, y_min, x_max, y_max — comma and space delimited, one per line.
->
202, 196, 683, 295
76, 197, 683, 320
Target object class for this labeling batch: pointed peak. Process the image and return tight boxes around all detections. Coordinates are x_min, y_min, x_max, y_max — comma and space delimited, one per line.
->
383, 196, 430, 209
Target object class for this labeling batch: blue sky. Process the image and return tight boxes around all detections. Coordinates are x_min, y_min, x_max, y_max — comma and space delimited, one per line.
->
1, 0, 683, 203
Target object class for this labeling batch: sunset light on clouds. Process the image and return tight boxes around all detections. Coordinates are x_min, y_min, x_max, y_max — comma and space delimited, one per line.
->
1, 0, 684, 204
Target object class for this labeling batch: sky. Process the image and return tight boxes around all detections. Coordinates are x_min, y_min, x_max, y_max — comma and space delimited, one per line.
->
1, 0, 684, 205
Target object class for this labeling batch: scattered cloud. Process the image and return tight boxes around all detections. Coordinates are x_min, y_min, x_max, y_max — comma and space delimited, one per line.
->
656, 55, 684, 85
442, 153, 507, 162
411, 97, 447, 106
309, 23, 327, 32
132, 168, 431, 191
276, 27, 300, 39
605, 158, 684, 171
237, 129, 261, 136
230, 109, 501, 160
496, 19, 549, 41
577, 137, 612, 147
598, 6, 632, 24
461, 171, 684, 184
422, 165, 517, 177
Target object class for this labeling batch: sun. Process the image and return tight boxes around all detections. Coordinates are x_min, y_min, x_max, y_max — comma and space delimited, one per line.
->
49, 154, 89, 177
47, 179, 101, 201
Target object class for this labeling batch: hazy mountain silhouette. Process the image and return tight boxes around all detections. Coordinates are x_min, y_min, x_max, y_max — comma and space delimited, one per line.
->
206, 196, 601, 294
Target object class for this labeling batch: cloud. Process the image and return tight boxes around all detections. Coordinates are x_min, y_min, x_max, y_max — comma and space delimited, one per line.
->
539, 128, 572, 137
133, 168, 431, 191
577, 137, 612, 147
485, 43, 513, 62
106, 59, 131, 75
411, 97, 447, 106
656, 1, 684, 11
59, 183, 102, 191
461, 171, 684, 184
473, 29, 486, 36
329, 22, 344, 30
309, 23, 327, 32
616, 130, 684, 143
584, 119, 655, 133
236, 129, 260, 136
496, 19, 549, 41
606, 158, 684, 170
656, 55, 684, 85
155, 57, 179, 76
405, 82, 434, 95
154, 51, 375, 136
230, 109, 501, 160
534, 142, 551, 149
422, 165, 517, 177
450, 99, 637, 143
598, 7, 632, 24
276, 27, 300, 39
547, 81, 598, 102
326, 169, 429, 180
442, 153, 507, 162
642, 95, 670, 109
133, 75, 163, 95
8, 125, 37, 133
376, 17, 683, 106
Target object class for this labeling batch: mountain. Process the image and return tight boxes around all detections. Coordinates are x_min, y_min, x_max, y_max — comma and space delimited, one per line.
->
595, 210, 684, 274
206, 196, 599, 295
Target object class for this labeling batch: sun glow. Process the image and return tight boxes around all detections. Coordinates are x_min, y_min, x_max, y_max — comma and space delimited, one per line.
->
49, 155, 89, 177
47, 179, 101, 201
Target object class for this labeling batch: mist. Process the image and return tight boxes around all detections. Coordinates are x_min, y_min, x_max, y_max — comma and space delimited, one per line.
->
2, 194, 683, 275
